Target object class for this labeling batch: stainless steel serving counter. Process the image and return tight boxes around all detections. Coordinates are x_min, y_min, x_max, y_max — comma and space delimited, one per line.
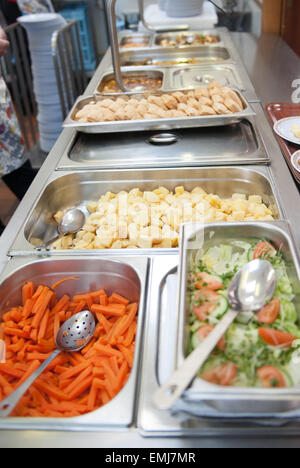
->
1, 32, 300, 448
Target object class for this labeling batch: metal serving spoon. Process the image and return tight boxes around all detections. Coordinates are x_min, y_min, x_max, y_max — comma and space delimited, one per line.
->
36, 208, 86, 251
0, 310, 95, 418
153, 259, 276, 410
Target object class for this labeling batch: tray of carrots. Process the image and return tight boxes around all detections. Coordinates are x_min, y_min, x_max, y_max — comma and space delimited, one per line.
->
0, 277, 138, 418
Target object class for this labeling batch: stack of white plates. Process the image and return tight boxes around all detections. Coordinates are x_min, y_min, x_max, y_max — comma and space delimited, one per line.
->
165, 0, 205, 17
18, 13, 67, 153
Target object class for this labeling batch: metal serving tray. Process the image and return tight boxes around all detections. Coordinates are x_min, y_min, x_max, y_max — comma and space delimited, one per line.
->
96, 69, 164, 94
167, 64, 258, 102
154, 31, 222, 48
8, 166, 282, 256
118, 46, 233, 68
119, 33, 153, 50
0, 255, 148, 431
59, 102, 268, 170
176, 221, 300, 414
63, 89, 255, 135
96, 63, 258, 102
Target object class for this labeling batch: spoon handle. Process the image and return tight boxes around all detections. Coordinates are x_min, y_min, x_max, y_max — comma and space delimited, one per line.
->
0, 349, 61, 418
152, 309, 238, 410
36, 234, 62, 251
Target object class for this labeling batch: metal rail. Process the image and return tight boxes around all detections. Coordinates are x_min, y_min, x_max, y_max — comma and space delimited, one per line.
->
51, 20, 87, 119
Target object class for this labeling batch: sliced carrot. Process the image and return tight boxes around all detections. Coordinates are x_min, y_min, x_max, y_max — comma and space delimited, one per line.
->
109, 293, 130, 306
51, 276, 78, 290
37, 308, 50, 342
22, 282, 34, 305
67, 376, 93, 400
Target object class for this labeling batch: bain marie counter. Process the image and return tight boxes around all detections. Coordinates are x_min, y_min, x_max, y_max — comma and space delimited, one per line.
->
1, 31, 300, 447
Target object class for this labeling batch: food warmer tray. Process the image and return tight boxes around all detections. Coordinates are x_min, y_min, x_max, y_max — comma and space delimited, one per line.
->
8, 165, 282, 256
63, 89, 255, 135
0, 255, 148, 431
58, 102, 267, 170
96, 64, 258, 103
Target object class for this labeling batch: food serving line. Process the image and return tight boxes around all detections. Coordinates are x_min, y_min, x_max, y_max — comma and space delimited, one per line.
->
1, 26, 300, 447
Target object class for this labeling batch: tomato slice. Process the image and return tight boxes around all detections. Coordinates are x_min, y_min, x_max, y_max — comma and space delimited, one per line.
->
257, 366, 286, 388
194, 272, 223, 291
257, 298, 280, 324
258, 327, 297, 348
193, 289, 220, 321
253, 241, 277, 260
197, 324, 226, 351
201, 362, 237, 386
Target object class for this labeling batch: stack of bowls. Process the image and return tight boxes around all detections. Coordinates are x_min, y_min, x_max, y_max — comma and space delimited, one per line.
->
17, 13, 67, 153
165, 0, 205, 17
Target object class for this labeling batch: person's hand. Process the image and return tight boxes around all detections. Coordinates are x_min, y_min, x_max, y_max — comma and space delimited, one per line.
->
0, 27, 9, 57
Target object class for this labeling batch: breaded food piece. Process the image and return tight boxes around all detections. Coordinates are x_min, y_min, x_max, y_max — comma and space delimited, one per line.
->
137, 102, 149, 116
194, 86, 210, 99
197, 96, 213, 107
187, 90, 196, 99
198, 105, 217, 116
212, 102, 232, 115
222, 87, 244, 109
98, 99, 116, 110
211, 94, 224, 104
207, 80, 222, 89
172, 91, 188, 104
178, 103, 198, 116
148, 95, 168, 110
187, 98, 202, 111
170, 109, 187, 117
144, 113, 158, 119
209, 87, 223, 97
148, 103, 168, 118
161, 94, 178, 110
224, 97, 243, 113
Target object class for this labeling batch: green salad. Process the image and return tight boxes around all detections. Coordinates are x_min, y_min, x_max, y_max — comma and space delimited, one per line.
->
187, 239, 300, 388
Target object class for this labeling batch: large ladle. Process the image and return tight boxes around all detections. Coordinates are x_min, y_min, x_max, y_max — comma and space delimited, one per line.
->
153, 259, 277, 410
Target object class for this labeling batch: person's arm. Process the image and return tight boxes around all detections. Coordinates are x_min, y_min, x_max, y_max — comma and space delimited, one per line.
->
0, 26, 9, 57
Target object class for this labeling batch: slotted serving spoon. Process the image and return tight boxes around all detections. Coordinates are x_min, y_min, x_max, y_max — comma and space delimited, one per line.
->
153, 259, 277, 410
0, 310, 95, 418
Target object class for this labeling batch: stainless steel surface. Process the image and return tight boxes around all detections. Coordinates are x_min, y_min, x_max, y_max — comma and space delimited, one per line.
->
63, 89, 254, 135
104, 0, 134, 92
9, 166, 282, 255
168, 64, 258, 102
175, 222, 300, 413
231, 33, 300, 107
0, 310, 95, 418
36, 208, 86, 250
119, 46, 233, 67
0, 255, 148, 430
58, 103, 269, 169
119, 33, 152, 49
153, 259, 277, 410
1, 32, 300, 445
138, 0, 189, 33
